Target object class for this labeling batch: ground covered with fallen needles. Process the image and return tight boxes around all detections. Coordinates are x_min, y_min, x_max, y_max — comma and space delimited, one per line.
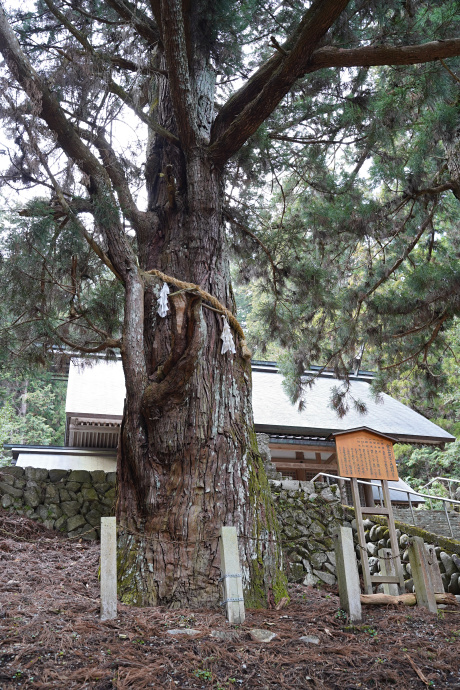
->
1, 510, 460, 690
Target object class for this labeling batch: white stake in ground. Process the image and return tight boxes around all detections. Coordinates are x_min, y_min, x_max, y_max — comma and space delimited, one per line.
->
219, 526, 245, 624
100, 517, 117, 620
334, 525, 362, 622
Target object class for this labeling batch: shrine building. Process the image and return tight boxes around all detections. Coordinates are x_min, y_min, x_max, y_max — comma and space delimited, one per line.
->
7, 359, 454, 505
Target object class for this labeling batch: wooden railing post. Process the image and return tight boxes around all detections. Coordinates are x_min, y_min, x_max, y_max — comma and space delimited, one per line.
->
408, 536, 437, 613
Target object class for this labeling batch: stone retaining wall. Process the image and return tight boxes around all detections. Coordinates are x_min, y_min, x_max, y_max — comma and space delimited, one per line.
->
345, 510, 460, 596
0, 466, 115, 539
0, 465, 342, 588
2, 465, 459, 594
270, 479, 344, 587
394, 507, 460, 540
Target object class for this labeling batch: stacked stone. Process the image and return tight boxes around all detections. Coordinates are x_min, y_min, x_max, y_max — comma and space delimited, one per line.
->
0, 466, 115, 539
270, 479, 343, 587
3, 462, 459, 594
437, 551, 460, 594
393, 507, 460, 539
256, 433, 282, 481
350, 516, 460, 595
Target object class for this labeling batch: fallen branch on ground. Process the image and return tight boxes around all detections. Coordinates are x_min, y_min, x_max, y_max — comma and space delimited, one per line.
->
360, 592, 457, 606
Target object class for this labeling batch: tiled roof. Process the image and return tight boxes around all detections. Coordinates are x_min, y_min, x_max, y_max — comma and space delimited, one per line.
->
65, 359, 454, 444
65, 359, 124, 418
252, 367, 454, 444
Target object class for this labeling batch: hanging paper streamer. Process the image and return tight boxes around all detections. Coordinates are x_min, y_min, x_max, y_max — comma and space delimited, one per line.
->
157, 282, 170, 317
221, 315, 236, 355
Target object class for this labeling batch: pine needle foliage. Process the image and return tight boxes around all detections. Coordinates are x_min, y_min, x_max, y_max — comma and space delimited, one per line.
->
228, 2, 460, 412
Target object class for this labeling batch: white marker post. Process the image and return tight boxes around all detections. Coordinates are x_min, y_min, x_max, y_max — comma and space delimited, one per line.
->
334, 525, 362, 622
425, 544, 444, 594
219, 526, 245, 625
100, 517, 117, 620
408, 536, 437, 613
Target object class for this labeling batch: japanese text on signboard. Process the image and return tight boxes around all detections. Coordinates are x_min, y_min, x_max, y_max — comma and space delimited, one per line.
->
335, 431, 398, 480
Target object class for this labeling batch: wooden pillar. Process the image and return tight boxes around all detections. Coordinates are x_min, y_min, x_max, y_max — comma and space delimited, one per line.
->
362, 478, 375, 508
378, 548, 399, 596
408, 537, 437, 613
296, 452, 307, 481
350, 477, 372, 594
381, 480, 405, 593
338, 478, 348, 504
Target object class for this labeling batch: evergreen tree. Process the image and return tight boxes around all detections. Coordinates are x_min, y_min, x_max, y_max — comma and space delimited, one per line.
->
232, 46, 460, 413
1, 0, 460, 607
0, 371, 66, 465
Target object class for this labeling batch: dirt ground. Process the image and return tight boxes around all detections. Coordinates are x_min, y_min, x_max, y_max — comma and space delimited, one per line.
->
1, 510, 459, 690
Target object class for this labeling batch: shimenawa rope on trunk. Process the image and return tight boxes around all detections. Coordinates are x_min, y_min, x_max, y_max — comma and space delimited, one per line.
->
146, 268, 252, 359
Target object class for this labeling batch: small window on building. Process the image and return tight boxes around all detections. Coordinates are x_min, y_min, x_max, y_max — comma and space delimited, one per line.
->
280, 470, 298, 480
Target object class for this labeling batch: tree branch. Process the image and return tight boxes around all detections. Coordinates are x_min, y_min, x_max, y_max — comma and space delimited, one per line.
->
29, 134, 123, 283
107, 77, 180, 147
56, 330, 121, 354
358, 208, 436, 309
110, 54, 167, 77
439, 58, 460, 84
381, 314, 448, 371
105, 0, 160, 46
3, 85, 124, 284
210, 0, 350, 165
0, 2, 137, 280
90, 128, 155, 241
306, 39, 460, 71
269, 133, 366, 145
409, 182, 454, 198
212, 20, 460, 167
223, 208, 279, 297
148, 0, 163, 43
18, 197, 93, 218
43, 0, 178, 147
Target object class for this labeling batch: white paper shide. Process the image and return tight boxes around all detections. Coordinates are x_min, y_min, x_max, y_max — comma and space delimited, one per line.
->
220, 316, 236, 355
157, 282, 170, 317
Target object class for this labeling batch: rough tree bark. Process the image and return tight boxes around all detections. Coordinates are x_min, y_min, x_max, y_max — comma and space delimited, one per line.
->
2, 0, 460, 607
115, 56, 285, 606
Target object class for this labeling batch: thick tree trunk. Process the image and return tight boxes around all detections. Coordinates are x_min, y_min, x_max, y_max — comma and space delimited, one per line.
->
115, 60, 286, 608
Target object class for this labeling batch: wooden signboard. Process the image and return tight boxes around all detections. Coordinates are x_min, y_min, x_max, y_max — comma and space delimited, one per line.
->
334, 428, 398, 481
